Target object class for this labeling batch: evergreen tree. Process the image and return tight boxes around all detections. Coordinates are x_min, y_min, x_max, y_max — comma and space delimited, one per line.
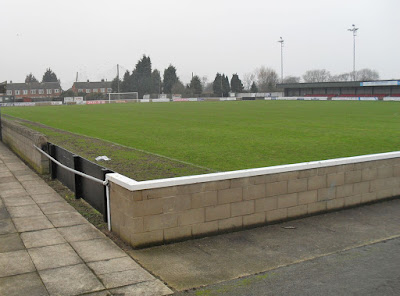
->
131, 55, 152, 98
86, 92, 105, 100
250, 81, 258, 93
230, 74, 244, 93
151, 69, 162, 94
212, 73, 223, 96
111, 76, 122, 92
121, 70, 131, 92
42, 68, 58, 82
222, 74, 230, 97
163, 65, 179, 94
189, 75, 203, 95
60, 89, 75, 98
25, 73, 38, 83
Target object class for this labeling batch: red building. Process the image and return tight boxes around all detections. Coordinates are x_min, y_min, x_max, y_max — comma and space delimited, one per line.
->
71, 81, 112, 95
4, 81, 62, 102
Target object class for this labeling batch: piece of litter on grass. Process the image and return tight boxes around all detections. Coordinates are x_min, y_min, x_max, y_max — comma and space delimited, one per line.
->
95, 156, 111, 161
282, 226, 296, 229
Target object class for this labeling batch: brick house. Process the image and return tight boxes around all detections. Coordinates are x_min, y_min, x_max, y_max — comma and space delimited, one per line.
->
3, 81, 62, 102
0, 81, 6, 94
71, 81, 113, 95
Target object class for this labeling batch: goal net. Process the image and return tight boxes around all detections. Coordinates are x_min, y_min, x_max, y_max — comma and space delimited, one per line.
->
107, 92, 139, 103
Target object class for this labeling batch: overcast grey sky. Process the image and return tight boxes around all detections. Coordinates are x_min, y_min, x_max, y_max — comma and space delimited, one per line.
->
2, 0, 400, 89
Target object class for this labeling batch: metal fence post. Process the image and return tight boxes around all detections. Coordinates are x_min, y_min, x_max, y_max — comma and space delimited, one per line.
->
102, 168, 113, 222
48, 143, 57, 179
73, 155, 82, 199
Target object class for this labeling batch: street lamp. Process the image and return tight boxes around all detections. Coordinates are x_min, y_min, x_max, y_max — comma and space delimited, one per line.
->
348, 24, 359, 81
278, 37, 284, 83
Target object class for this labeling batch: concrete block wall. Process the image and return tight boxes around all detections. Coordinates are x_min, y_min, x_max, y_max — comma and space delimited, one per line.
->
1, 117, 49, 174
108, 153, 400, 248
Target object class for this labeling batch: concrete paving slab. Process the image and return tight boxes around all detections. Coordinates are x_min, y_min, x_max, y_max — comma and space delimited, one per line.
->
12, 169, 36, 176
13, 216, 54, 232
0, 250, 35, 277
6, 163, 29, 171
0, 171, 13, 178
2, 195, 36, 207
0, 141, 172, 295
110, 280, 173, 296
130, 199, 400, 291
15, 174, 42, 182
0, 233, 25, 253
0, 188, 28, 198
87, 256, 142, 275
0, 206, 10, 220
30, 192, 64, 204
21, 179, 50, 188
0, 218, 17, 235
39, 264, 104, 296
0, 176, 18, 183
77, 291, 111, 296
1, 157, 20, 163
21, 228, 66, 249
8, 204, 44, 218
0, 272, 49, 296
71, 239, 127, 263
58, 224, 105, 242
26, 185, 56, 195
38, 201, 75, 215
47, 211, 88, 227
98, 268, 155, 289
0, 182, 24, 190
28, 243, 83, 271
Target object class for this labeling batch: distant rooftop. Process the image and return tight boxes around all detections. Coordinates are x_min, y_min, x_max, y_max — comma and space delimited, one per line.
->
6, 81, 62, 90
73, 81, 112, 89
277, 79, 400, 89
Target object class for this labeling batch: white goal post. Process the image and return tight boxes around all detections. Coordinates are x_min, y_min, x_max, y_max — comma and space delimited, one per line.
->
107, 92, 139, 103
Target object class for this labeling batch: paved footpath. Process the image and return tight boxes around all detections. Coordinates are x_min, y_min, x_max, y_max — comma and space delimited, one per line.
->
175, 236, 400, 295
0, 142, 173, 296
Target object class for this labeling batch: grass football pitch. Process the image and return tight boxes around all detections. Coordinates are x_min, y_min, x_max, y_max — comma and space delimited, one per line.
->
3, 101, 400, 177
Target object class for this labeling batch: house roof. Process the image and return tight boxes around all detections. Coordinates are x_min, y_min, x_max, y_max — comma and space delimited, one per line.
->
6, 82, 62, 90
73, 81, 112, 89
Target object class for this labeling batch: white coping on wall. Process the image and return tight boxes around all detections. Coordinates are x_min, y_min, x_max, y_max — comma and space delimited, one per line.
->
106, 151, 400, 192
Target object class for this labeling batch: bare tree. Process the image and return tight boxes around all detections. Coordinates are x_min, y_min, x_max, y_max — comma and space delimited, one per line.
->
25, 73, 38, 83
243, 72, 256, 91
256, 66, 279, 92
203, 82, 213, 93
171, 81, 186, 95
302, 69, 331, 83
283, 76, 300, 83
330, 73, 351, 82
354, 68, 379, 81
199, 76, 212, 93
201, 76, 208, 89
329, 69, 379, 82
